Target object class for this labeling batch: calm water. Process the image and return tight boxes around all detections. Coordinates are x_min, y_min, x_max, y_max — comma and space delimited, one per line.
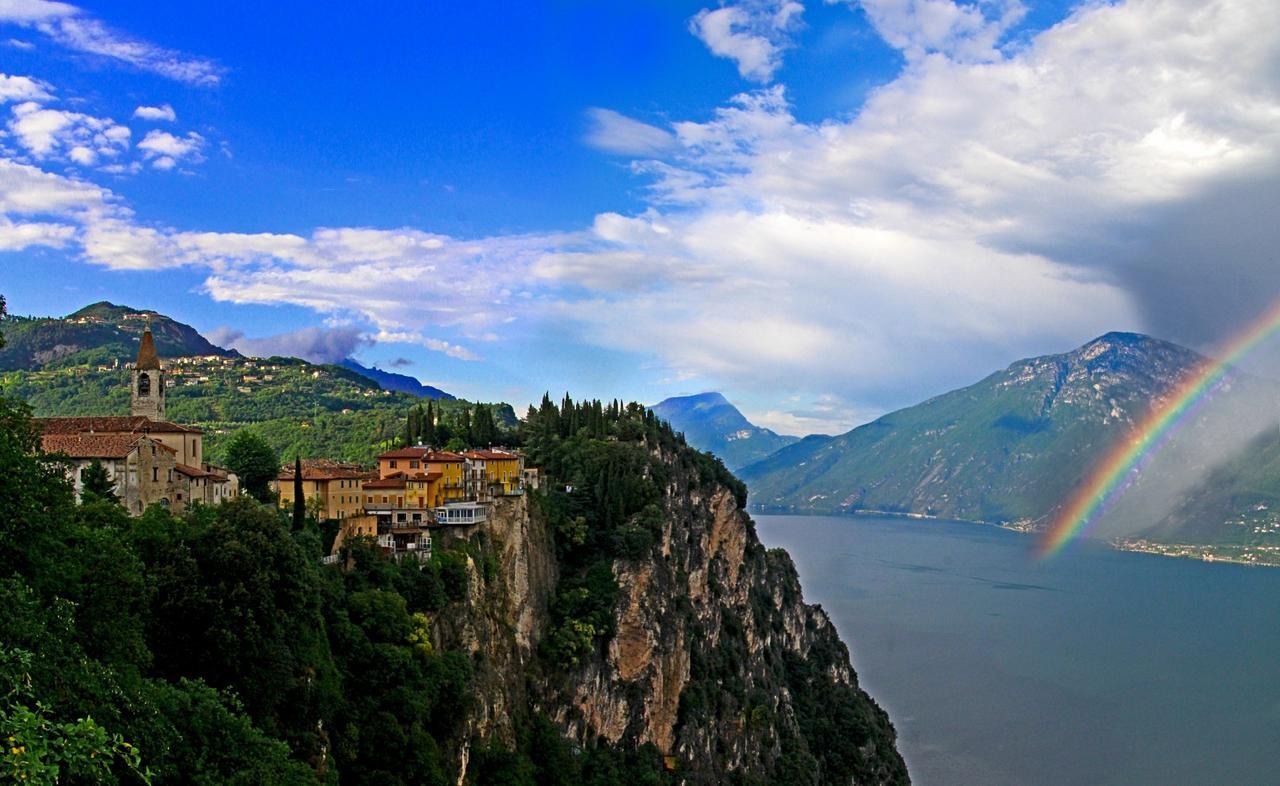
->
754, 514, 1280, 786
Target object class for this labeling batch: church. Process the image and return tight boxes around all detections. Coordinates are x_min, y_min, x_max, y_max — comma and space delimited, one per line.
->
36, 326, 239, 514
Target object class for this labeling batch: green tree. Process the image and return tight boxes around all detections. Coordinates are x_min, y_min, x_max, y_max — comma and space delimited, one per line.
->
291, 456, 305, 530
472, 404, 497, 447
80, 458, 117, 503
0, 648, 150, 785
222, 430, 279, 502
423, 400, 436, 446
457, 408, 472, 448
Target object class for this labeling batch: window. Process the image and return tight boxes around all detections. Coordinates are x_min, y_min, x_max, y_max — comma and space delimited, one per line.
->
137, 372, 150, 396
152, 467, 158, 482
390, 460, 398, 469
410, 460, 419, 469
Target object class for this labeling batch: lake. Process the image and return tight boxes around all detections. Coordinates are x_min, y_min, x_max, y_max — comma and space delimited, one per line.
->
753, 514, 1280, 786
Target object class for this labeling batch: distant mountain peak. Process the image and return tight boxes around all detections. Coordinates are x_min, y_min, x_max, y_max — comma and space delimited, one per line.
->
337, 358, 453, 400
651, 391, 798, 471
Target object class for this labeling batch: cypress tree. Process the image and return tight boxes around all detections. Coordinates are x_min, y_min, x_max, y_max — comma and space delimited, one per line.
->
423, 400, 436, 446
292, 456, 305, 530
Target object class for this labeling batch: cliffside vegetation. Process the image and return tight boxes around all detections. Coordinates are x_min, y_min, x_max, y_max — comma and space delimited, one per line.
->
0, 390, 673, 784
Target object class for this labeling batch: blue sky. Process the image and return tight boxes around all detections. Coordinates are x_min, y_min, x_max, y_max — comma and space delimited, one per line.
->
2, 0, 1279, 434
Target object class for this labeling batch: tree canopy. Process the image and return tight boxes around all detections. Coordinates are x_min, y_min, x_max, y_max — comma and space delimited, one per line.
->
222, 429, 280, 502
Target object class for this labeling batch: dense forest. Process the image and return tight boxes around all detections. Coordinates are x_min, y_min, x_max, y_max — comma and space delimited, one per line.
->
0, 387, 700, 784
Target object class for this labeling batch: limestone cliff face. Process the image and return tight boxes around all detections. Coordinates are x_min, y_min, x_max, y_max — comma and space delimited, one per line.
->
435, 448, 908, 785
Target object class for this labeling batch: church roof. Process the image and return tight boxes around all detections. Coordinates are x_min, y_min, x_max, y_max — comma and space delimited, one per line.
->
42, 433, 170, 459
36, 416, 201, 435
135, 327, 161, 370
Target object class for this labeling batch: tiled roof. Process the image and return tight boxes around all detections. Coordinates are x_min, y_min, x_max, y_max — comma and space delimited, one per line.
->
36, 416, 200, 435
426, 451, 466, 462
378, 447, 431, 460
462, 449, 518, 460
406, 471, 444, 482
363, 477, 407, 490
175, 463, 211, 478
277, 459, 374, 482
41, 433, 158, 459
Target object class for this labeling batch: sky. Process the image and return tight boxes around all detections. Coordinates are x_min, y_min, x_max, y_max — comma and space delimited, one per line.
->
1, 0, 1278, 436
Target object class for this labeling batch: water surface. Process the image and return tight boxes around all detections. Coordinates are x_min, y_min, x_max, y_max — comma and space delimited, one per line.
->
754, 514, 1280, 786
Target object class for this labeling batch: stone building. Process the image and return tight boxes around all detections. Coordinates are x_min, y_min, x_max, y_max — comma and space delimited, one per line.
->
36, 326, 238, 513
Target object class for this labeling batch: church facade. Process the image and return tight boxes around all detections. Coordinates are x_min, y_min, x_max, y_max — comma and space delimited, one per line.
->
36, 327, 239, 514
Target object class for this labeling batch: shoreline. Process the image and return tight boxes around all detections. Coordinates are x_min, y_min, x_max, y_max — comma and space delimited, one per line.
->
750, 506, 1280, 568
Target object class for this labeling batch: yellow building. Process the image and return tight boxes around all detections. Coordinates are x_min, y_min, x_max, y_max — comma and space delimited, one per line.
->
406, 471, 446, 510
377, 447, 430, 478
463, 449, 524, 497
275, 460, 373, 520
426, 451, 468, 502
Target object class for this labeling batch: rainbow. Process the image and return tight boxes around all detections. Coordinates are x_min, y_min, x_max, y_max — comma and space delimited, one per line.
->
1039, 298, 1280, 559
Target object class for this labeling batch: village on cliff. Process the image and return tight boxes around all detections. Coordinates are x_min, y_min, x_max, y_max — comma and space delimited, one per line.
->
37, 327, 537, 564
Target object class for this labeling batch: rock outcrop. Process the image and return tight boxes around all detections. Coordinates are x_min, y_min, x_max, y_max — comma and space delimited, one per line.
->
435, 443, 908, 785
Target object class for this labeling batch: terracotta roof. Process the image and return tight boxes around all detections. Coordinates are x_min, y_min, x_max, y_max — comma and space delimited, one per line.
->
175, 463, 211, 478
363, 478, 407, 490
42, 433, 156, 459
426, 451, 466, 462
277, 459, 374, 482
36, 416, 200, 435
462, 449, 518, 460
135, 328, 161, 370
201, 464, 231, 482
378, 447, 431, 460
406, 471, 444, 482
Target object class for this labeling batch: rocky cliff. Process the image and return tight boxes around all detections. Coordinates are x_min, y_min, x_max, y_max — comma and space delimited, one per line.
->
432, 429, 907, 785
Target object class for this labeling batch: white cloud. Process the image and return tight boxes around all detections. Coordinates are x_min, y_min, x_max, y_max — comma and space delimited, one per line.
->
0, 216, 72, 249
4, 0, 1280, 431
0, 0, 222, 85
132, 103, 175, 122
0, 157, 110, 214
840, 0, 1026, 62
531, 0, 1280, 423
6, 100, 129, 164
584, 108, 676, 156
690, 0, 804, 82
0, 1, 75, 22
0, 73, 50, 103
136, 129, 204, 169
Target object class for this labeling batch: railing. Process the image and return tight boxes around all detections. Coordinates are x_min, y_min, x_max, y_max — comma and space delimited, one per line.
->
320, 554, 341, 565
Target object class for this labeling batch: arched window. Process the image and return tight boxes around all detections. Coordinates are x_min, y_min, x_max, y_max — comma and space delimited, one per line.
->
138, 372, 151, 396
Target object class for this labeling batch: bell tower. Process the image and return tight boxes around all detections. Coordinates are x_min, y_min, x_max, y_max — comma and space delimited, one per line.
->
130, 325, 165, 420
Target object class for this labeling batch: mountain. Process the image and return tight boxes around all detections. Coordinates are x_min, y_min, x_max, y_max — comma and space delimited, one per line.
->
0, 301, 236, 371
741, 332, 1280, 551
338, 358, 453, 399
650, 391, 799, 471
